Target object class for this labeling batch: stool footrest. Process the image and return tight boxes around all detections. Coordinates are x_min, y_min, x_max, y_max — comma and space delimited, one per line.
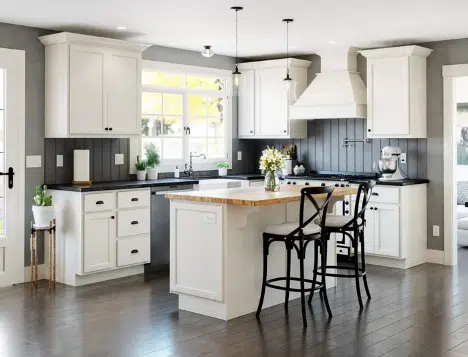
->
315, 265, 366, 278
265, 277, 324, 293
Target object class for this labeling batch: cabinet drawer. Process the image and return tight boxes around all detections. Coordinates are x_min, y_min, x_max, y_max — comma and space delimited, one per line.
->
118, 190, 150, 209
337, 246, 350, 256
117, 236, 150, 266
118, 208, 150, 237
369, 186, 399, 204
84, 192, 115, 212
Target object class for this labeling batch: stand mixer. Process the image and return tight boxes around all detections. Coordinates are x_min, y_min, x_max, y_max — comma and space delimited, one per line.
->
373, 146, 406, 180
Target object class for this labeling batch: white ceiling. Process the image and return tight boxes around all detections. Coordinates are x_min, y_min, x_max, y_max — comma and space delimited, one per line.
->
2, 0, 468, 58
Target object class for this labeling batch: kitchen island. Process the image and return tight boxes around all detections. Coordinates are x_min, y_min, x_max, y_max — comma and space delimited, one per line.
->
166, 185, 356, 320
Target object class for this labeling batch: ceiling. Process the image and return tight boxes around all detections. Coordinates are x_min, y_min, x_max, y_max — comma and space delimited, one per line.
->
2, 0, 468, 58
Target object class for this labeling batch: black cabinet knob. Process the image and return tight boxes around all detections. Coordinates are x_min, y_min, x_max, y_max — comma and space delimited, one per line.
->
111, 216, 115, 219
370, 207, 374, 210
345, 201, 349, 205
305, 182, 309, 186
131, 198, 139, 202
321, 183, 326, 187
292, 182, 296, 185
131, 249, 138, 254
109, 127, 113, 131
287, 182, 291, 185
284, 130, 287, 133
250, 130, 253, 133
131, 221, 139, 225
104, 128, 109, 131
340, 184, 345, 187
346, 184, 350, 187
96, 200, 104, 205
374, 207, 378, 210
335, 184, 339, 187
368, 129, 371, 132
345, 210, 349, 214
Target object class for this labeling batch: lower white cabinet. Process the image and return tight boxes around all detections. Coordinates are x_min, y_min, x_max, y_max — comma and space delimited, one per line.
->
364, 203, 400, 257
83, 212, 116, 273
50, 188, 151, 286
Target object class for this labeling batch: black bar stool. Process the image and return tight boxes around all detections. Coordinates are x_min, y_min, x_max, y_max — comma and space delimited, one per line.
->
256, 186, 334, 326
313, 181, 376, 309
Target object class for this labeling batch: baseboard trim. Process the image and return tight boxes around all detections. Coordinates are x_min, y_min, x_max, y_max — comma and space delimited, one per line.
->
426, 249, 445, 265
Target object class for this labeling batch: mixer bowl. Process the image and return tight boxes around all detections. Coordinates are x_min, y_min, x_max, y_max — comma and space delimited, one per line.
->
378, 159, 397, 174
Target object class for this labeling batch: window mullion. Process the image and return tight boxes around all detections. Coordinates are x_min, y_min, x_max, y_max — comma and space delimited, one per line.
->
182, 92, 189, 164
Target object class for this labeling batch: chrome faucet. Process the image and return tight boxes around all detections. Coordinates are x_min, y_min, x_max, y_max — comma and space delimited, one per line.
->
184, 152, 206, 177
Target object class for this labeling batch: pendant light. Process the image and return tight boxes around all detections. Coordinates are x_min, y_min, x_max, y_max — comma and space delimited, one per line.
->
201, 45, 214, 58
283, 18, 293, 91
231, 6, 243, 87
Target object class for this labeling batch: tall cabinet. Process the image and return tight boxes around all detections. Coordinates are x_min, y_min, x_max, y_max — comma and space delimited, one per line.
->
39, 33, 150, 138
238, 59, 311, 139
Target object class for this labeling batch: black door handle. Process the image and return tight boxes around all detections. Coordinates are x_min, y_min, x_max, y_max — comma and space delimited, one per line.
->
131, 249, 138, 254
96, 200, 104, 204
0, 167, 15, 189
131, 198, 139, 202
131, 221, 138, 225
372, 192, 379, 196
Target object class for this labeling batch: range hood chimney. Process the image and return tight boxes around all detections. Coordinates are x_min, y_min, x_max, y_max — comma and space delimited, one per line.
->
289, 47, 366, 119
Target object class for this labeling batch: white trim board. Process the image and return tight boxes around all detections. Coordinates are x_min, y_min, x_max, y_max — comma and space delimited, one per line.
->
426, 249, 445, 265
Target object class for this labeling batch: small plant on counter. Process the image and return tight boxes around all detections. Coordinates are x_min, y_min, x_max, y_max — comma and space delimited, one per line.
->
135, 156, 147, 181
259, 146, 285, 192
145, 142, 160, 179
32, 185, 54, 228
216, 161, 229, 176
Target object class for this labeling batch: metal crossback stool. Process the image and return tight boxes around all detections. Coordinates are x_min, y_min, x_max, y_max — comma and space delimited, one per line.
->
314, 181, 375, 309
30, 219, 56, 291
256, 186, 334, 326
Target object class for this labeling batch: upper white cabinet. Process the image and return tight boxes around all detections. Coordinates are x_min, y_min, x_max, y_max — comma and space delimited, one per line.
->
39, 33, 149, 138
359, 46, 432, 139
238, 59, 311, 139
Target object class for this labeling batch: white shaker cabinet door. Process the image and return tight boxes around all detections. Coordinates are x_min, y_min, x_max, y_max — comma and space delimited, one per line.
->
255, 68, 288, 137
238, 70, 255, 137
367, 57, 409, 136
83, 212, 116, 273
363, 208, 376, 254
69, 44, 106, 134
373, 203, 400, 257
106, 50, 141, 135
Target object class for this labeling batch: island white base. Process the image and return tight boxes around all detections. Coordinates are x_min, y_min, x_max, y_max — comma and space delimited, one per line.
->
170, 200, 337, 321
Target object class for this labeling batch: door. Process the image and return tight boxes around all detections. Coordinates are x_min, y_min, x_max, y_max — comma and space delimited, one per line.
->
255, 68, 288, 136
368, 57, 409, 136
106, 50, 140, 134
238, 70, 255, 137
0, 49, 25, 287
69, 44, 106, 134
374, 204, 400, 257
83, 212, 115, 273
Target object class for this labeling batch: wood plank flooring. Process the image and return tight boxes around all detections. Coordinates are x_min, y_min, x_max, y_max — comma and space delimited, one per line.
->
3, 249, 468, 357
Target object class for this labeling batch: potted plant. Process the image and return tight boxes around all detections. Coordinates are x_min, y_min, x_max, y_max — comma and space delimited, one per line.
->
135, 156, 147, 181
32, 185, 54, 228
216, 161, 229, 176
145, 142, 160, 180
259, 146, 286, 192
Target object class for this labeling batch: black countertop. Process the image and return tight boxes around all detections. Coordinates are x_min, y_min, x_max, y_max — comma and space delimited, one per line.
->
348, 178, 430, 186
224, 174, 264, 180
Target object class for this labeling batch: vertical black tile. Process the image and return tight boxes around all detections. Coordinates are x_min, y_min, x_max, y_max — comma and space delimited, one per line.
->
55, 138, 65, 154
111, 138, 120, 153
45, 168, 56, 185
355, 119, 365, 172
398, 139, 409, 178
65, 139, 75, 182
102, 151, 111, 181
315, 120, 323, 170
44, 139, 56, 169
323, 120, 331, 171
111, 152, 119, 181
346, 119, 356, 172
407, 139, 418, 179
94, 138, 103, 152
102, 138, 111, 152
417, 139, 427, 179
75, 138, 85, 150
372, 138, 382, 168
308, 121, 316, 169
84, 139, 94, 181
330, 119, 339, 171
338, 120, 347, 171
93, 151, 103, 182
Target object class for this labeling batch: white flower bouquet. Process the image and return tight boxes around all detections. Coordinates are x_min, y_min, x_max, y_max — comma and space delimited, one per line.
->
259, 147, 285, 192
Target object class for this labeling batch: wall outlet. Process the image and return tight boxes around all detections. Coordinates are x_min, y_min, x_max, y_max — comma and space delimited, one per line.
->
115, 153, 124, 165
56, 155, 63, 167
237, 151, 242, 161
26, 155, 42, 168
433, 225, 440, 237
400, 153, 407, 164
203, 213, 216, 224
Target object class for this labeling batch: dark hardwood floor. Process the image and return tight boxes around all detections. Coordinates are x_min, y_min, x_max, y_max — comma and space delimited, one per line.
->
4, 250, 468, 357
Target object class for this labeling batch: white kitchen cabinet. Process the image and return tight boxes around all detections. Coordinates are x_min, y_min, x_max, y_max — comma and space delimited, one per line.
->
359, 46, 432, 139
238, 59, 310, 139
39, 32, 149, 138
83, 212, 116, 273
373, 204, 400, 257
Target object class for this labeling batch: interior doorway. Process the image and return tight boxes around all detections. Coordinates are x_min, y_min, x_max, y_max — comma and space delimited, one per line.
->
0, 48, 25, 287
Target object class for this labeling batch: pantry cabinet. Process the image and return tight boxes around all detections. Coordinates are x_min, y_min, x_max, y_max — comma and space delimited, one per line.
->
238, 59, 311, 139
39, 32, 149, 138
359, 46, 432, 139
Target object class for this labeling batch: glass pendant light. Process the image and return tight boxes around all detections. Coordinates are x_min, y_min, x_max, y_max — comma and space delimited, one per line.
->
283, 19, 294, 92
231, 6, 243, 87
201, 45, 214, 58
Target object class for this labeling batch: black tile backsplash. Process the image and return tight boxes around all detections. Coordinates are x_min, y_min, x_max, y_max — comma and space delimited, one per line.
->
44, 138, 131, 184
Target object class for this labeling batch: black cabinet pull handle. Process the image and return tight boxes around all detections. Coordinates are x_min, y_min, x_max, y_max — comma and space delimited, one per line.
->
111, 216, 115, 219
131, 249, 138, 254
345, 210, 349, 214
96, 200, 104, 204
104, 128, 109, 131
151, 192, 156, 195
109, 127, 113, 131
374, 207, 378, 210
370, 207, 374, 210
131, 221, 138, 225
372, 192, 379, 196
131, 198, 139, 202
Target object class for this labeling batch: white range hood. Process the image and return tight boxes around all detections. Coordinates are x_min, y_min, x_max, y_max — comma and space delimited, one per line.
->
289, 47, 367, 119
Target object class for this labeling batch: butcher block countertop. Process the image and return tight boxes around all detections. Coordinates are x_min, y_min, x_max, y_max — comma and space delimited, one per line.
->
165, 185, 357, 207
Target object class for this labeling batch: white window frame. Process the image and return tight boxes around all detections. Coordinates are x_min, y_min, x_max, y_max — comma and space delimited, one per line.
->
131, 61, 233, 173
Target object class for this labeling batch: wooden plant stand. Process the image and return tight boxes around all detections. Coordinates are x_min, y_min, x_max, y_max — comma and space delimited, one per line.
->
30, 219, 56, 291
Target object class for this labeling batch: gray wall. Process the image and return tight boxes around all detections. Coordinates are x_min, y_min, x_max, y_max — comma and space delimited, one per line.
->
252, 119, 427, 178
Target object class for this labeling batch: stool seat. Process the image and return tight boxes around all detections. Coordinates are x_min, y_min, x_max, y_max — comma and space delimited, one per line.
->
316, 215, 363, 228
264, 222, 321, 236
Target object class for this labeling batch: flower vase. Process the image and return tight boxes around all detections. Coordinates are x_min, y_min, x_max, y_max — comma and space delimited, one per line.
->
264, 171, 280, 192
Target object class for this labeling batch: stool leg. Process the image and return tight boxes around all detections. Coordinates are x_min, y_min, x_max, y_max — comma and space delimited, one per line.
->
35, 231, 38, 289
298, 235, 307, 327
308, 240, 319, 305
30, 228, 34, 291
353, 229, 363, 309
256, 235, 268, 318
360, 230, 371, 299
53, 220, 56, 289
319, 238, 332, 318
284, 242, 292, 310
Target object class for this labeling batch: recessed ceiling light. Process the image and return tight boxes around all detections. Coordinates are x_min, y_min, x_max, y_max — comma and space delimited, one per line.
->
328, 40, 337, 44
116, 26, 127, 31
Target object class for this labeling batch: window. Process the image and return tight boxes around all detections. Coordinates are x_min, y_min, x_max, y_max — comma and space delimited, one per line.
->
141, 62, 232, 170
